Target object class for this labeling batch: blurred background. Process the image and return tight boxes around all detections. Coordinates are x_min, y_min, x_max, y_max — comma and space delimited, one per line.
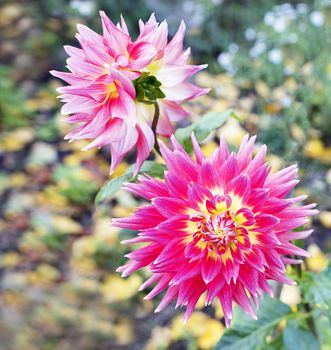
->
1, 0, 331, 349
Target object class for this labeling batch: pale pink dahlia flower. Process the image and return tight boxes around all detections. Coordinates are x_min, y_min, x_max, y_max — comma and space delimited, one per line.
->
51, 12, 207, 173
113, 134, 317, 326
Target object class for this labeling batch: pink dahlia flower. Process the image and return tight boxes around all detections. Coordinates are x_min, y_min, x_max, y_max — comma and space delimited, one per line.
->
51, 12, 207, 173
113, 134, 317, 326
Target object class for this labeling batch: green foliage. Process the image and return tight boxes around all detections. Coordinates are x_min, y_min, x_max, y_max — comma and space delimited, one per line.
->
300, 264, 331, 308
53, 165, 99, 205
222, 1, 331, 156
175, 109, 233, 152
95, 161, 166, 204
215, 265, 331, 349
36, 118, 59, 142
312, 309, 331, 349
0, 65, 33, 130
92, 241, 127, 270
41, 232, 68, 251
214, 297, 291, 350
283, 319, 319, 350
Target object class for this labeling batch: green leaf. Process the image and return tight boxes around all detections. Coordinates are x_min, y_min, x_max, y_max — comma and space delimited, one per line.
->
95, 173, 132, 205
312, 309, 331, 350
214, 297, 291, 350
95, 161, 166, 204
283, 319, 319, 350
175, 109, 234, 152
301, 264, 331, 308
132, 160, 166, 178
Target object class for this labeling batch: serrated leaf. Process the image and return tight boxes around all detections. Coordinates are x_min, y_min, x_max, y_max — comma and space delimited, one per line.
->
301, 264, 331, 308
283, 319, 319, 350
214, 297, 291, 350
95, 161, 166, 204
175, 109, 234, 152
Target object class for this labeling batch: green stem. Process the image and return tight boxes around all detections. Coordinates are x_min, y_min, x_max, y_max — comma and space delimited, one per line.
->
294, 262, 318, 337
151, 101, 162, 157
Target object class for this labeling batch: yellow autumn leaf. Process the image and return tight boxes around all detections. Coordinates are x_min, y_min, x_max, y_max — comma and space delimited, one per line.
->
290, 124, 305, 143
113, 319, 135, 345
9, 172, 28, 188
52, 215, 82, 234
0, 128, 34, 152
267, 154, 283, 173
36, 264, 60, 283
110, 161, 129, 178
304, 139, 324, 158
72, 277, 99, 294
264, 103, 282, 114
0, 4, 21, 25
284, 77, 298, 91
93, 320, 113, 335
219, 118, 246, 147
0, 252, 21, 268
195, 71, 215, 88
100, 274, 142, 303
112, 204, 135, 218
145, 326, 173, 350
63, 150, 96, 167
306, 244, 328, 272
255, 81, 270, 98
37, 185, 68, 208
171, 312, 224, 349
319, 211, 331, 228
197, 319, 224, 350
72, 236, 97, 257
201, 141, 218, 157
93, 217, 119, 244
212, 99, 230, 112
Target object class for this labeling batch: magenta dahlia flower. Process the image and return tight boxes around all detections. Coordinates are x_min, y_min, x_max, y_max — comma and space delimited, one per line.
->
51, 12, 207, 173
113, 134, 317, 326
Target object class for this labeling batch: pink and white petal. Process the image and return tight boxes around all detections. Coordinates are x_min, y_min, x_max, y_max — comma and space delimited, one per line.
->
50, 70, 87, 85
82, 118, 125, 150
237, 134, 256, 171
64, 45, 85, 59
163, 20, 186, 64
76, 23, 104, 45
99, 11, 130, 54
136, 102, 154, 125
109, 123, 139, 174
119, 14, 130, 35
157, 102, 174, 136
111, 87, 136, 126
135, 122, 155, 174
127, 41, 157, 69
156, 64, 207, 87
107, 68, 136, 98
66, 57, 105, 77
162, 83, 209, 101
159, 100, 190, 122
61, 95, 96, 115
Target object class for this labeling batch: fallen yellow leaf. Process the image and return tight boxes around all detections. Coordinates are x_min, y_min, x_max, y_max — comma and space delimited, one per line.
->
306, 244, 328, 272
